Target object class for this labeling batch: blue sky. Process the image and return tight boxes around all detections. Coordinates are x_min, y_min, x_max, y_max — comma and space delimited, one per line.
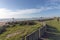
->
0, 0, 60, 18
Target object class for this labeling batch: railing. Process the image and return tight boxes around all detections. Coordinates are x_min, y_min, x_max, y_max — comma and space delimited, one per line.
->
22, 25, 47, 40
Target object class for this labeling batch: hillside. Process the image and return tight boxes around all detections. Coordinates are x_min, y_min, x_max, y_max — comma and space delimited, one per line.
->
44, 19, 60, 40
0, 21, 42, 40
0, 18, 60, 40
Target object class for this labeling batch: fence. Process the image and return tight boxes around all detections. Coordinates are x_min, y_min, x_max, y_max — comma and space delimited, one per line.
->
22, 25, 47, 40
26, 29, 39, 40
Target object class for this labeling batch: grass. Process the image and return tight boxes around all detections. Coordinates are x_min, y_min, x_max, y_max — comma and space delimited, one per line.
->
0, 21, 42, 40
45, 19, 60, 40
46, 19, 60, 31
1, 19, 60, 40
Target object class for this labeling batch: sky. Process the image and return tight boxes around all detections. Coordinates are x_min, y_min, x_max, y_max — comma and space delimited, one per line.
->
0, 0, 60, 18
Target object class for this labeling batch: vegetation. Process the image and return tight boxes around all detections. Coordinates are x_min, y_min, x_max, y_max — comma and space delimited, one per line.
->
0, 18, 60, 40
0, 27, 6, 34
0, 21, 42, 40
46, 19, 60, 31
44, 18, 60, 40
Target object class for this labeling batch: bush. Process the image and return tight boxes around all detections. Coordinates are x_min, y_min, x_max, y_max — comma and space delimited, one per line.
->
26, 21, 36, 25
3, 24, 10, 28
12, 24, 16, 27
19, 21, 36, 25
0, 27, 6, 34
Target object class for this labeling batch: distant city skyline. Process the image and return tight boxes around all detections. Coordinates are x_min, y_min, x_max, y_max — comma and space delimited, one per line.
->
0, 0, 60, 18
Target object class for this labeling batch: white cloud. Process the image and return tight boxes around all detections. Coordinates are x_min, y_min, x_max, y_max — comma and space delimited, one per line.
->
42, 0, 60, 10
45, 0, 60, 7
0, 8, 43, 18
48, 0, 60, 2
0, 6, 60, 18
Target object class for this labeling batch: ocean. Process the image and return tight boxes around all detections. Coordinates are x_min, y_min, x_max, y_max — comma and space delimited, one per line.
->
0, 17, 52, 22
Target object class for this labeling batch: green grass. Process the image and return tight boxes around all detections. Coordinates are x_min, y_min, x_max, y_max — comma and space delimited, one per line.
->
1, 19, 60, 40
0, 21, 42, 40
45, 19, 60, 40
46, 19, 60, 31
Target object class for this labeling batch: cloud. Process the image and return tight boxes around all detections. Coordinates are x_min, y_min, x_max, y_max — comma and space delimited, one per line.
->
0, 8, 43, 18
48, 0, 60, 2
0, 6, 60, 18
43, 0, 60, 7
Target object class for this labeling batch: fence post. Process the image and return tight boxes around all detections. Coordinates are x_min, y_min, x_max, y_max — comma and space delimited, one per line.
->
39, 28, 40, 39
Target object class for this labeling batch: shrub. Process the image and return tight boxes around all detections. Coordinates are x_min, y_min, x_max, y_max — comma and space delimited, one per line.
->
0, 27, 6, 34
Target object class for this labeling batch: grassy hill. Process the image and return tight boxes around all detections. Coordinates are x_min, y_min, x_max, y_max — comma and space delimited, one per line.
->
46, 19, 60, 31
45, 19, 60, 40
0, 21, 42, 40
0, 18, 60, 40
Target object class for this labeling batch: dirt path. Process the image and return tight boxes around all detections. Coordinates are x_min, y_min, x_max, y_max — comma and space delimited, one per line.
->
6, 31, 21, 38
